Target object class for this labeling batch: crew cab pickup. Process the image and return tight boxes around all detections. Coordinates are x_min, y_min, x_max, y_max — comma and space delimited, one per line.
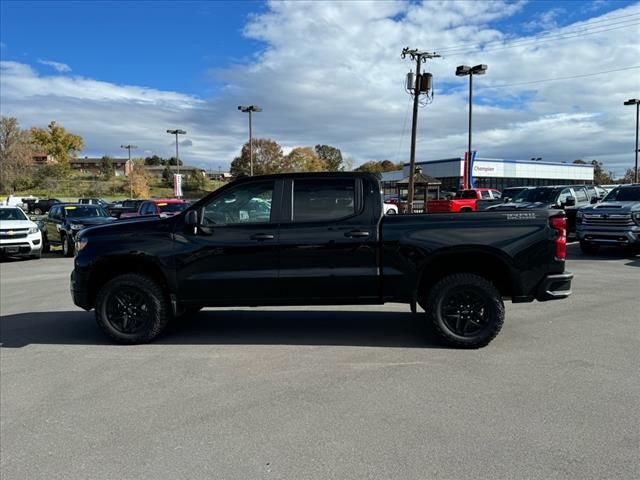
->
576, 184, 640, 253
71, 172, 572, 348
426, 188, 502, 213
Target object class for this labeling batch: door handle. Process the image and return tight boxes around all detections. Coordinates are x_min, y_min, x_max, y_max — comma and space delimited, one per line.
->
251, 233, 275, 241
345, 230, 370, 238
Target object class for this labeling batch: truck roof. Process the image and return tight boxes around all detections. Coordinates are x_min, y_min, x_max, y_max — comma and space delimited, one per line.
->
232, 171, 380, 183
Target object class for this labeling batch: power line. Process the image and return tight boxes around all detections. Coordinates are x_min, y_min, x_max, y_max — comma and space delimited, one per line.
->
434, 12, 640, 54
476, 65, 640, 90
440, 22, 639, 57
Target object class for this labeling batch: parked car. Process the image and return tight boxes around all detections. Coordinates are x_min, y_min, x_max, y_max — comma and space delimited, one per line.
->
119, 199, 190, 219
0, 206, 43, 259
71, 172, 572, 347
488, 185, 592, 236
106, 199, 144, 218
43, 204, 116, 256
427, 188, 502, 213
78, 198, 110, 208
24, 198, 62, 215
576, 184, 640, 254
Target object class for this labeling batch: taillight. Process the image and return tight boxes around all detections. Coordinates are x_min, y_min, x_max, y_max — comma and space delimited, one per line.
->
550, 215, 566, 260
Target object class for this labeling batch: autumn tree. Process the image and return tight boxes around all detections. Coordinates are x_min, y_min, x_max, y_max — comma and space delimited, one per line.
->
0, 116, 35, 193
286, 147, 327, 172
30, 121, 83, 168
618, 168, 637, 184
315, 144, 343, 171
144, 155, 164, 166
99, 155, 115, 179
354, 159, 403, 173
230, 138, 285, 176
184, 170, 206, 191
130, 159, 150, 198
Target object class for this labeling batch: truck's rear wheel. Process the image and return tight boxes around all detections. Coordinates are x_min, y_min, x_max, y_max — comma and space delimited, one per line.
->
62, 234, 74, 257
34, 207, 43, 215
95, 273, 170, 344
423, 273, 504, 348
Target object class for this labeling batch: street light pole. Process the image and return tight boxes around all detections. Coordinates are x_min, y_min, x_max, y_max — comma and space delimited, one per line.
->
238, 105, 262, 176
624, 98, 639, 183
456, 64, 487, 189
166, 129, 186, 196
120, 144, 137, 198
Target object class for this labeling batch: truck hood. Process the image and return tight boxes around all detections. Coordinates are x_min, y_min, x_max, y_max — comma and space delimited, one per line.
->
79, 215, 170, 237
579, 201, 640, 214
67, 216, 117, 227
0, 220, 38, 230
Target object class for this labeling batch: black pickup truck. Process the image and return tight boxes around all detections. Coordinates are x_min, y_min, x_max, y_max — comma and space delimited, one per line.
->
71, 172, 573, 348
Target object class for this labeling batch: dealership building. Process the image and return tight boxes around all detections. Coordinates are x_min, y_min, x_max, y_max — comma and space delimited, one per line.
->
382, 157, 594, 192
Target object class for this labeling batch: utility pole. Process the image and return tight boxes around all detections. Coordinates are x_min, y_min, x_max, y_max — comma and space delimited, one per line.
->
166, 129, 186, 197
120, 144, 137, 198
402, 47, 440, 212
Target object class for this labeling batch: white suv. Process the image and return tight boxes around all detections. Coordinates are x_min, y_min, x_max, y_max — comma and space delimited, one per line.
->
0, 206, 43, 259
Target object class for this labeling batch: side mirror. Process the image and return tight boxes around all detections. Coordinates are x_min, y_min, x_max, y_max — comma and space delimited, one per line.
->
564, 196, 576, 207
590, 196, 598, 204
503, 197, 511, 203
184, 210, 198, 226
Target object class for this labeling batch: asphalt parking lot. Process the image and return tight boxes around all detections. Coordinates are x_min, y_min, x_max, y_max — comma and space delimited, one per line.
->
1, 245, 638, 480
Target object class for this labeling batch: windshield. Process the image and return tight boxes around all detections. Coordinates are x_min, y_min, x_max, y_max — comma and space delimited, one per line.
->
64, 206, 108, 218
512, 187, 561, 204
602, 186, 640, 202
0, 208, 28, 221
158, 203, 189, 213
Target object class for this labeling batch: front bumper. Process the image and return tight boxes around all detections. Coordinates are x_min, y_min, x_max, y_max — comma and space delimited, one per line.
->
535, 272, 573, 302
0, 233, 42, 256
70, 269, 92, 310
576, 226, 640, 246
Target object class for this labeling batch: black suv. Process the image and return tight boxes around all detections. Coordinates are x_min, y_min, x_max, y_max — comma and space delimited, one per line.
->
43, 204, 115, 256
25, 198, 62, 215
577, 184, 640, 253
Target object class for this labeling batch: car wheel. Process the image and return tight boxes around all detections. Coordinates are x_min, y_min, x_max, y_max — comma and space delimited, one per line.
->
460, 208, 472, 212
423, 273, 504, 348
579, 241, 599, 255
30, 252, 42, 260
62, 234, 74, 257
95, 273, 171, 344
34, 208, 43, 215
42, 235, 51, 253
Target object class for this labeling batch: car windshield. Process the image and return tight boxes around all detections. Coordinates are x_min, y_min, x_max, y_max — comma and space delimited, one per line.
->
0, 208, 28, 221
512, 188, 561, 203
158, 203, 189, 213
64, 206, 108, 218
602, 186, 640, 202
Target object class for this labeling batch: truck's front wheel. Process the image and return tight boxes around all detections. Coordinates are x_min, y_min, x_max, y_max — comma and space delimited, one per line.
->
95, 273, 170, 344
423, 273, 504, 348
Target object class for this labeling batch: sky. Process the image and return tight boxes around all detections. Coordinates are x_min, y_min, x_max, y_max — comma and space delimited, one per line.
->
1, 0, 639, 175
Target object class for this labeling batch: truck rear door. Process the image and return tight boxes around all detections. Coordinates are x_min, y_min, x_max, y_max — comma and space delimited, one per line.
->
277, 177, 380, 302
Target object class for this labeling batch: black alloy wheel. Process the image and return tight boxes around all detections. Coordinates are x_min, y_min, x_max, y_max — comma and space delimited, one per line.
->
95, 273, 170, 344
423, 273, 504, 348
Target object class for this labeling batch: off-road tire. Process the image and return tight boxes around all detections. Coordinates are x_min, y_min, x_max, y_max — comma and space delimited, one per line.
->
34, 207, 43, 215
579, 241, 600, 255
423, 273, 504, 348
95, 273, 170, 344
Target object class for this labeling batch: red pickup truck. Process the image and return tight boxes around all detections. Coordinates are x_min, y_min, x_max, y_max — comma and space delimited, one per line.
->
426, 188, 502, 213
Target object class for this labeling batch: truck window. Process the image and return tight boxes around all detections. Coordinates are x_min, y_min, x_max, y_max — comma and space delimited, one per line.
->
574, 188, 588, 202
293, 179, 355, 222
202, 181, 274, 225
481, 190, 491, 199
460, 190, 476, 199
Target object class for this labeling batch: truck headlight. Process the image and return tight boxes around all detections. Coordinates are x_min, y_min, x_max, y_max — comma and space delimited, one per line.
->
75, 238, 88, 252
28, 226, 39, 234
633, 212, 640, 225
576, 210, 583, 224
70, 223, 83, 230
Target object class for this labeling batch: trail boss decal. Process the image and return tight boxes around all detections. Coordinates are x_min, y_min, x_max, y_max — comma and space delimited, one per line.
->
505, 212, 537, 220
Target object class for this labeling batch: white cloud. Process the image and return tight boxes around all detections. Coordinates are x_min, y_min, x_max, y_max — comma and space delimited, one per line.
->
1, 1, 639, 176
37, 59, 72, 73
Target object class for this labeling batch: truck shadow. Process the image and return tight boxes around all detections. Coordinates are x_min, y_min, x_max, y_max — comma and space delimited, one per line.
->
566, 242, 639, 264
0, 310, 445, 349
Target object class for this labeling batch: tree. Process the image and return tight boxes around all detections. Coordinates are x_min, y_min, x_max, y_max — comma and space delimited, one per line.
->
590, 160, 613, 185
315, 144, 343, 171
286, 147, 327, 172
0, 116, 35, 193
129, 159, 150, 198
99, 155, 115, 179
354, 160, 403, 173
230, 138, 285, 176
161, 165, 173, 186
144, 155, 164, 166
30, 121, 83, 167
618, 168, 636, 184
184, 170, 206, 191
168, 157, 183, 166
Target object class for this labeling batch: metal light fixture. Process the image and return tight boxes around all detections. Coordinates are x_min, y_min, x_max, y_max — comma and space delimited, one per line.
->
624, 98, 639, 183
238, 105, 262, 176
166, 129, 186, 196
